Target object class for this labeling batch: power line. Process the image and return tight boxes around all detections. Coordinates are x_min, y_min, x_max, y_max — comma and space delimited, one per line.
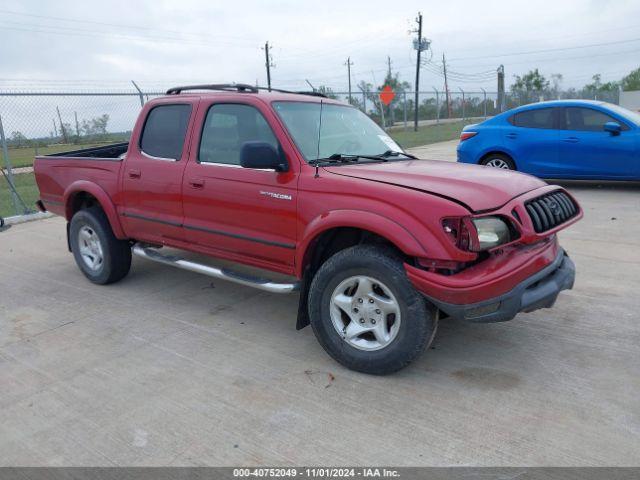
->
0, 20, 258, 49
449, 36, 640, 61
0, 9, 254, 42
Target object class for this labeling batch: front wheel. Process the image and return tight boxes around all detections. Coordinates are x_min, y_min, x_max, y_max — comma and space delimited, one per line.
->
308, 245, 438, 374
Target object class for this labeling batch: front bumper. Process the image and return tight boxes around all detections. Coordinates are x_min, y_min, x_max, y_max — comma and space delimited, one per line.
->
415, 249, 575, 323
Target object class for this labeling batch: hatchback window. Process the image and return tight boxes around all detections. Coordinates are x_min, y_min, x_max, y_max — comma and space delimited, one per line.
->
511, 108, 555, 129
564, 107, 627, 132
199, 104, 279, 165
140, 104, 191, 160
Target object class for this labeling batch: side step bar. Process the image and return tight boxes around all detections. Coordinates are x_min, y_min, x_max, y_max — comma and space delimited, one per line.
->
132, 244, 299, 294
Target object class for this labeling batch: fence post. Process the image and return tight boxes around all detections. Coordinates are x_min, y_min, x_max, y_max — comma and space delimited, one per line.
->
481, 88, 487, 119
433, 87, 439, 124
131, 80, 145, 107
0, 113, 21, 216
403, 91, 407, 131
459, 88, 465, 120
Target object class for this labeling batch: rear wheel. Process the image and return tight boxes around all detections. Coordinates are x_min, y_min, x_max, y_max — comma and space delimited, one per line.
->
69, 206, 131, 284
481, 153, 515, 170
308, 245, 438, 374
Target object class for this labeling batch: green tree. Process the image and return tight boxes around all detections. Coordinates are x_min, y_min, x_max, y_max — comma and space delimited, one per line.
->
315, 86, 337, 99
621, 67, 640, 91
510, 68, 550, 93
378, 70, 411, 125
10, 131, 28, 148
583, 74, 618, 96
80, 114, 110, 139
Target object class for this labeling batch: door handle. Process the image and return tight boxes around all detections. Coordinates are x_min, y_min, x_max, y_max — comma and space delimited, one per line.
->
562, 137, 579, 143
505, 133, 517, 139
189, 178, 205, 189
128, 169, 141, 179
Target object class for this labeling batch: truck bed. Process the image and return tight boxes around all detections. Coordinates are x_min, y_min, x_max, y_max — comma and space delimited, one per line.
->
45, 142, 129, 159
33, 142, 128, 216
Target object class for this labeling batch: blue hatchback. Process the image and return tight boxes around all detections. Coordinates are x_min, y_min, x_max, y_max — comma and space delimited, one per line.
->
457, 100, 640, 180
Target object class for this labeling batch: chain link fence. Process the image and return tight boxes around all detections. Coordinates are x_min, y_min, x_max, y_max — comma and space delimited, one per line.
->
0, 86, 621, 218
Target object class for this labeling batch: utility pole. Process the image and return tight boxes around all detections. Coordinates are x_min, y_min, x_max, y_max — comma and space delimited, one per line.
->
345, 57, 354, 104
412, 12, 423, 132
386, 56, 394, 123
56, 106, 68, 143
74, 112, 80, 140
52, 119, 58, 138
263, 41, 273, 91
497, 64, 505, 113
442, 53, 451, 119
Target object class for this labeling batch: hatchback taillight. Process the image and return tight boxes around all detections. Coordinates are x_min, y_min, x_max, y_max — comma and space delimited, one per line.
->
459, 131, 478, 141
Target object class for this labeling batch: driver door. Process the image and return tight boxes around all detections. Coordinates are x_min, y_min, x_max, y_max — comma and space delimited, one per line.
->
558, 106, 637, 178
181, 100, 298, 272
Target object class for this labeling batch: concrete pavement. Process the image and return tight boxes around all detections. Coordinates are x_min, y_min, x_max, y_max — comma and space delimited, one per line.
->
407, 140, 459, 161
1, 142, 639, 466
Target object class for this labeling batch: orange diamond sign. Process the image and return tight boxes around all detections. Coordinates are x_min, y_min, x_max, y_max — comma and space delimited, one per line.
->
379, 85, 395, 106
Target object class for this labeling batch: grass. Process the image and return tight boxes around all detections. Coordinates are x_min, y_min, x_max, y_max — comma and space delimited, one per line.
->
1, 172, 39, 218
0, 121, 472, 218
389, 120, 477, 149
3, 143, 108, 169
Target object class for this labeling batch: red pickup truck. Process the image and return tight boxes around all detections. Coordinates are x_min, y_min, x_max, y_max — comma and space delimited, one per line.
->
34, 84, 582, 374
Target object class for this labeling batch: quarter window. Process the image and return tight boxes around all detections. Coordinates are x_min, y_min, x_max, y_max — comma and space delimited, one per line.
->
199, 104, 279, 165
564, 107, 627, 132
510, 108, 555, 129
140, 104, 191, 160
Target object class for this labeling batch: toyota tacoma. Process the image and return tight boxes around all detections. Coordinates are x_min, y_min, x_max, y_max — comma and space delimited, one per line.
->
33, 84, 582, 374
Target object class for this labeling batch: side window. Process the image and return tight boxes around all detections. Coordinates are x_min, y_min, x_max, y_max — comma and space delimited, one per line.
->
140, 104, 192, 160
199, 104, 279, 165
564, 107, 628, 132
511, 108, 555, 129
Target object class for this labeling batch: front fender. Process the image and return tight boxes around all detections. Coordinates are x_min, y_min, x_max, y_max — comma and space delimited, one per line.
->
63, 181, 126, 239
295, 209, 429, 277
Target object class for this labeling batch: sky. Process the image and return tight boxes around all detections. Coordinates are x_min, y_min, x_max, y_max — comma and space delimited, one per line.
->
1, 0, 639, 94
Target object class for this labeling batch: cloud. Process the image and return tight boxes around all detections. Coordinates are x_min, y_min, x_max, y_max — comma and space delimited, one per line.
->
1, 0, 639, 92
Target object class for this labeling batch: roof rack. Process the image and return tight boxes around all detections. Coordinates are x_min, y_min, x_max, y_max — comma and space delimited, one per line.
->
166, 84, 258, 94
166, 83, 327, 98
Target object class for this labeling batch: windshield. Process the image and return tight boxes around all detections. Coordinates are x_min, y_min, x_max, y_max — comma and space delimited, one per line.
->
605, 103, 640, 127
273, 101, 404, 161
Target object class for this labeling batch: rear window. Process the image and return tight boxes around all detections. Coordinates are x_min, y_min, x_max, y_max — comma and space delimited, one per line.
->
510, 108, 555, 129
140, 104, 191, 160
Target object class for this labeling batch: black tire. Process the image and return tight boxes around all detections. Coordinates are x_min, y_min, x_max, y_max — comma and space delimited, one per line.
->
480, 153, 516, 170
308, 245, 438, 375
69, 206, 131, 284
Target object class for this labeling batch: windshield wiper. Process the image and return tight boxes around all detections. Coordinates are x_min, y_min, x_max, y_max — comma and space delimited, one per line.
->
309, 153, 361, 166
309, 150, 416, 166
378, 149, 417, 159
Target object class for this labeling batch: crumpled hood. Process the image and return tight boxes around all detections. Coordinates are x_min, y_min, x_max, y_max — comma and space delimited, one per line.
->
323, 159, 546, 212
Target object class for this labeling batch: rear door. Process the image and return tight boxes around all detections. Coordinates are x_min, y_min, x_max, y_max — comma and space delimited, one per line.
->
120, 100, 195, 244
558, 106, 637, 178
503, 106, 560, 176
181, 99, 298, 272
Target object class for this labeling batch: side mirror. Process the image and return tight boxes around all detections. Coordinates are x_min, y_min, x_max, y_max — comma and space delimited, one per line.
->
604, 121, 622, 136
240, 142, 288, 172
